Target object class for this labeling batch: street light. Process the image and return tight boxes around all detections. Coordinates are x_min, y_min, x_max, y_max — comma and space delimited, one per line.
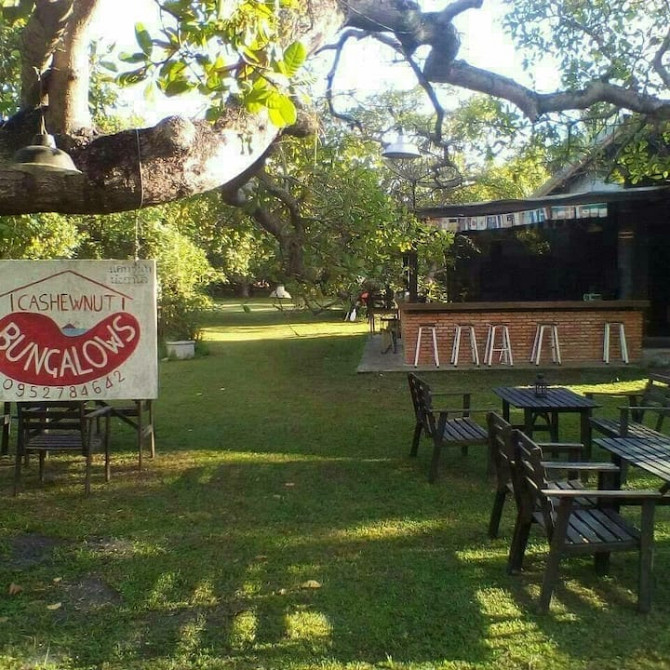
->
382, 129, 422, 302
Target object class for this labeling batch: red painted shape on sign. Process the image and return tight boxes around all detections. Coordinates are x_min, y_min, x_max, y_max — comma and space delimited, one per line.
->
0, 311, 140, 385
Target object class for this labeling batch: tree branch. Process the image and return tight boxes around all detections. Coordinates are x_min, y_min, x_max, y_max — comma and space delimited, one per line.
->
428, 59, 670, 121
321, 28, 369, 130
0, 110, 280, 215
440, 0, 483, 23
19, 0, 73, 108
652, 27, 670, 89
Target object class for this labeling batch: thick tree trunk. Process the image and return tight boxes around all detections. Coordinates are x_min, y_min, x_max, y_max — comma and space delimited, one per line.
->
49, 0, 98, 132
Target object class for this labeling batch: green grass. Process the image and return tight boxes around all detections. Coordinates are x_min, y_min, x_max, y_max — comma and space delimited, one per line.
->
0, 299, 669, 670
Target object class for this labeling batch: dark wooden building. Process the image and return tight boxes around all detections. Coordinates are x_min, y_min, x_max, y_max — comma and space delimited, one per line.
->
419, 185, 670, 339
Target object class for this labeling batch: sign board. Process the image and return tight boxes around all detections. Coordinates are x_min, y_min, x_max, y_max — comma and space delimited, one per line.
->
0, 260, 158, 401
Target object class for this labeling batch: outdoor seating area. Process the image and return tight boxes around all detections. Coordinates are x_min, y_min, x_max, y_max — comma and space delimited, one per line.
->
4, 0, 670, 666
2, 302, 670, 669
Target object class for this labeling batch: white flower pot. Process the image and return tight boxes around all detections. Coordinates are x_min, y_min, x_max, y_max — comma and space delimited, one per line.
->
165, 340, 196, 360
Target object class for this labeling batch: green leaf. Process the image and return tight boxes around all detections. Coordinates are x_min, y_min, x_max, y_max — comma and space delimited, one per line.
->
267, 92, 297, 127
160, 60, 187, 80
119, 52, 147, 64
100, 60, 118, 73
282, 41, 306, 77
205, 106, 222, 122
144, 82, 157, 102
118, 68, 148, 86
135, 22, 153, 56
164, 79, 193, 97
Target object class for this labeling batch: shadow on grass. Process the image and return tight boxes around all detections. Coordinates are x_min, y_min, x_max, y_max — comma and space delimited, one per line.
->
0, 303, 666, 669
0, 454, 495, 668
2, 449, 670, 669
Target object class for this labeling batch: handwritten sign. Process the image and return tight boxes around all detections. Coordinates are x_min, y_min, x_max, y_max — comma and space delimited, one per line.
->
0, 260, 158, 401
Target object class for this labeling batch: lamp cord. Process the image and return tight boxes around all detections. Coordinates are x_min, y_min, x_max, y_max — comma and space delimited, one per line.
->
134, 128, 144, 261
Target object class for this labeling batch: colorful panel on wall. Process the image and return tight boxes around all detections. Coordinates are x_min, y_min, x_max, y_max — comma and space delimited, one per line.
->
436, 203, 608, 232
0, 260, 158, 401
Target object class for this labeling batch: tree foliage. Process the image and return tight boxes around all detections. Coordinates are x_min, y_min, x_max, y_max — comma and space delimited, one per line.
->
120, 0, 307, 127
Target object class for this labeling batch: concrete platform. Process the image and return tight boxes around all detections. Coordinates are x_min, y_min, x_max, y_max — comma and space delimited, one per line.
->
356, 334, 658, 373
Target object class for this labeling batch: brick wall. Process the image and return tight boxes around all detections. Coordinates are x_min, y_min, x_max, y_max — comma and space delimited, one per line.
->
400, 307, 643, 366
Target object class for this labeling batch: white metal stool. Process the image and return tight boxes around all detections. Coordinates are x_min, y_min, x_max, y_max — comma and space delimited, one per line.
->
451, 324, 480, 367
530, 323, 562, 365
484, 323, 513, 366
603, 321, 629, 364
414, 323, 440, 368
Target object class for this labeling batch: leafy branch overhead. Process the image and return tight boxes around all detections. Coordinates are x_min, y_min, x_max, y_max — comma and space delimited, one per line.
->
118, 0, 307, 127
0, 0, 669, 217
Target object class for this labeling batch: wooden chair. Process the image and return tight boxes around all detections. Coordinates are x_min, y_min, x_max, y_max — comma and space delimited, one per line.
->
508, 429, 662, 613
14, 401, 112, 495
407, 373, 489, 483
487, 412, 589, 539
586, 375, 670, 455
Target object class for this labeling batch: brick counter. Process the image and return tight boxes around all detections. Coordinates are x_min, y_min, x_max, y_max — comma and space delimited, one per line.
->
399, 301, 648, 367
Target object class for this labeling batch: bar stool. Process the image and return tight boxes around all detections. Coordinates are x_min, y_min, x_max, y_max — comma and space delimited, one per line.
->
484, 323, 513, 366
603, 321, 629, 364
530, 322, 562, 365
414, 323, 440, 368
450, 324, 480, 367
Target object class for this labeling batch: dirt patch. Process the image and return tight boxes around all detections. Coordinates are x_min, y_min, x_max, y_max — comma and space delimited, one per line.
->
7, 533, 65, 569
82, 536, 136, 557
60, 575, 122, 611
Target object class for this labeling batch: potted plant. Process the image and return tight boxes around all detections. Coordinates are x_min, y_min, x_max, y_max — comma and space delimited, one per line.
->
160, 293, 207, 360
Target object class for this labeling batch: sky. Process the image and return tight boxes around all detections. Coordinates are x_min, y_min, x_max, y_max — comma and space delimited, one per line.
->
89, 0, 557, 125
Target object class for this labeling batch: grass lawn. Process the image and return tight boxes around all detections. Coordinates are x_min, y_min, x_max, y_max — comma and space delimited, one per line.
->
1, 299, 669, 670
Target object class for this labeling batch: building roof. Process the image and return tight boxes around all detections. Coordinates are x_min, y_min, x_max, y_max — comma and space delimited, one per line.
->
417, 185, 670, 219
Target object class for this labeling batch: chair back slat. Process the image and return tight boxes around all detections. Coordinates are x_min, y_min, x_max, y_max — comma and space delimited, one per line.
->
639, 381, 670, 432
512, 429, 555, 529
19, 402, 87, 435
487, 412, 513, 489
408, 373, 435, 437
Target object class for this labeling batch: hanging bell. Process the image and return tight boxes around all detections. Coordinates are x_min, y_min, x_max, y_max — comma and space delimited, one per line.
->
11, 132, 82, 175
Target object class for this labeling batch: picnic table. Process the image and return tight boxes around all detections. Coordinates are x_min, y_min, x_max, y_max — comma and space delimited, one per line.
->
494, 386, 599, 448
595, 435, 670, 494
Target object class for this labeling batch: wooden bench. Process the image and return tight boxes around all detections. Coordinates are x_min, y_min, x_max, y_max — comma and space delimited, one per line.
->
586, 374, 670, 450
408, 373, 489, 483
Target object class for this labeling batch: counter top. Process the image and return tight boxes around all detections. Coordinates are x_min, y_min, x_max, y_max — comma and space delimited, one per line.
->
399, 300, 649, 312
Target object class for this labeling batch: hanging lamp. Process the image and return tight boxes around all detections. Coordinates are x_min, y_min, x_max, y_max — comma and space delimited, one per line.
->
382, 128, 422, 160
10, 109, 82, 175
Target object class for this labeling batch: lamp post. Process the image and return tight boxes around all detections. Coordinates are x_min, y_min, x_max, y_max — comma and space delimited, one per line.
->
382, 129, 422, 302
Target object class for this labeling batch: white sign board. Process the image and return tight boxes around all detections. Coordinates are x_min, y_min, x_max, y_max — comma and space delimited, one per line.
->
0, 260, 158, 401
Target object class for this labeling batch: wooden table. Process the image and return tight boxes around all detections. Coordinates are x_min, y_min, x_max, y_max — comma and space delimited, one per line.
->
95, 399, 156, 467
595, 436, 670, 493
494, 386, 599, 449
1, 401, 10, 456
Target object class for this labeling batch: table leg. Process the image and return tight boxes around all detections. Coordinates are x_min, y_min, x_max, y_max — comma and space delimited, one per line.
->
502, 400, 510, 422
524, 409, 534, 436
580, 410, 592, 460
549, 411, 559, 441
1, 401, 10, 456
